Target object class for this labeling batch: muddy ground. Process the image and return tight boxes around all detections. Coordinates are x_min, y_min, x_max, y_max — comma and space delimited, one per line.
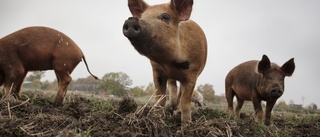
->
0, 90, 319, 137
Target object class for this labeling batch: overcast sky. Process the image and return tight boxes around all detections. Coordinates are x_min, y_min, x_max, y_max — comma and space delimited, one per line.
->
1, 0, 319, 107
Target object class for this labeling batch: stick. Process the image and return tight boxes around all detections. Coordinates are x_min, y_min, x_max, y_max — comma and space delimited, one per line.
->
7, 102, 11, 119
135, 89, 157, 115
10, 94, 30, 109
148, 94, 167, 116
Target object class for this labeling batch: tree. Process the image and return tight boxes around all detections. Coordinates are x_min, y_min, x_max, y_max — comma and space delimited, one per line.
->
197, 83, 215, 101
71, 76, 100, 92
40, 80, 51, 90
145, 82, 156, 95
73, 75, 98, 85
26, 71, 45, 81
24, 71, 45, 90
100, 72, 132, 96
277, 100, 287, 108
289, 100, 295, 105
130, 86, 146, 97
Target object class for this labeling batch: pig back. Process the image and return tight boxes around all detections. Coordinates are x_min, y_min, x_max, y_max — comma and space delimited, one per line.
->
226, 60, 261, 100
0, 26, 82, 70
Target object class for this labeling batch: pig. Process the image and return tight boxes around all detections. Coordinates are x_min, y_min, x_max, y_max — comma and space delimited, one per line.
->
122, 0, 207, 124
225, 55, 295, 125
0, 26, 98, 106
191, 90, 205, 107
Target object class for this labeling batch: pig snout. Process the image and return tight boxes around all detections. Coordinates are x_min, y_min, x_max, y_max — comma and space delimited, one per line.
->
123, 17, 141, 38
270, 87, 283, 98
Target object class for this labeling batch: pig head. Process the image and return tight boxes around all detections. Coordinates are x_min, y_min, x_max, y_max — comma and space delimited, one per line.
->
191, 90, 205, 107
225, 55, 295, 125
123, 0, 207, 123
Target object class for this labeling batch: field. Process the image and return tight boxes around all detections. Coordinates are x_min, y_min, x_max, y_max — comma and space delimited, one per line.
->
0, 90, 319, 137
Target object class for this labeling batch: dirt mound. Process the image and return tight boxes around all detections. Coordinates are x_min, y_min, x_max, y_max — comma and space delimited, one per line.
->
0, 90, 320, 137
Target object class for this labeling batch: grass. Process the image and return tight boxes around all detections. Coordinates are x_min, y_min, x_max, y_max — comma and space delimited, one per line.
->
92, 101, 114, 115
0, 89, 319, 136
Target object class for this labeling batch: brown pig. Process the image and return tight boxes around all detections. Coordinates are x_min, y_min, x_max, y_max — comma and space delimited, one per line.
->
225, 55, 295, 125
0, 26, 98, 106
123, 0, 207, 123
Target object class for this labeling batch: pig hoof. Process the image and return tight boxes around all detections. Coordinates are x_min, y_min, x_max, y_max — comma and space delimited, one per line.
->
165, 104, 177, 113
10, 93, 20, 99
240, 113, 249, 119
181, 121, 192, 129
54, 102, 63, 107
173, 109, 181, 116
175, 130, 183, 137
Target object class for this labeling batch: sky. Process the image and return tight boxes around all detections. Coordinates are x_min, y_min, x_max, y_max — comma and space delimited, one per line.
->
1, 0, 319, 107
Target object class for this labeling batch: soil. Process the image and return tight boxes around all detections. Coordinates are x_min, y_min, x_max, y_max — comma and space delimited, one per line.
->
0, 90, 319, 137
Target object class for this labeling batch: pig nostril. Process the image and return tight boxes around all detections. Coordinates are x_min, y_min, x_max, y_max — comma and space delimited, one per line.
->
272, 89, 278, 94
271, 88, 282, 96
133, 25, 140, 32
123, 23, 129, 31
124, 25, 128, 30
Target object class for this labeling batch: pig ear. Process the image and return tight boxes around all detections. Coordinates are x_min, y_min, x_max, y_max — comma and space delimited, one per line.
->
258, 55, 271, 74
281, 58, 295, 76
128, 0, 149, 18
170, 0, 193, 21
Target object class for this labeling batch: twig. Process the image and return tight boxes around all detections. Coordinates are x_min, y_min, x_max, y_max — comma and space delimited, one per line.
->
148, 94, 167, 116
19, 122, 36, 135
9, 83, 14, 94
226, 124, 232, 137
1, 94, 30, 115
20, 121, 52, 136
135, 89, 157, 115
7, 102, 11, 119
113, 112, 124, 120
1, 83, 14, 100
10, 94, 30, 109
160, 118, 169, 127
19, 126, 29, 135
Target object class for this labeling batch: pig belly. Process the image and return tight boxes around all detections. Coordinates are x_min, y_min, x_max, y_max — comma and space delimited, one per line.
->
232, 85, 253, 101
21, 53, 54, 70
23, 59, 54, 71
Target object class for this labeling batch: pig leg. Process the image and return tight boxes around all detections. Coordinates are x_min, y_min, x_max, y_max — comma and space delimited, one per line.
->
54, 70, 72, 106
177, 87, 182, 103
11, 72, 27, 98
225, 87, 235, 115
235, 98, 244, 118
173, 85, 183, 116
265, 100, 276, 126
252, 97, 264, 124
152, 72, 168, 107
167, 79, 178, 111
179, 81, 195, 123
3, 65, 26, 98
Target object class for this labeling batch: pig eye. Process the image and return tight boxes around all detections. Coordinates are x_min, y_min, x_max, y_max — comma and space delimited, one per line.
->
280, 77, 285, 81
159, 13, 170, 23
265, 76, 272, 80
